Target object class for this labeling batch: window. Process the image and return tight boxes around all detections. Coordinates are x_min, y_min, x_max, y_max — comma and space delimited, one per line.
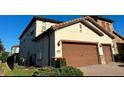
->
80, 24, 82, 29
42, 22, 46, 31
117, 43, 124, 54
117, 44, 124, 50
79, 24, 82, 32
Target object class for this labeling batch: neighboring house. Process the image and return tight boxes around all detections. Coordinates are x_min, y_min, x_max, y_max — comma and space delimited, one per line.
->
10, 45, 19, 63
19, 16, 124, 67
11, 45, 19, 55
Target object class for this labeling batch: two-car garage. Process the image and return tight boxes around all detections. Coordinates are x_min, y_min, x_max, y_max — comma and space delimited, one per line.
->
62, 41, 113, 67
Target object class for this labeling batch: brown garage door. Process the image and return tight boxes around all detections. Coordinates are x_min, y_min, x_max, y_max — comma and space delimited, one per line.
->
62, 42, 99, 67
102, 44, 113, 63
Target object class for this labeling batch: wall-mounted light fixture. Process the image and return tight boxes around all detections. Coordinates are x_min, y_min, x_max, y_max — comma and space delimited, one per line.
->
57, 41, 61, 46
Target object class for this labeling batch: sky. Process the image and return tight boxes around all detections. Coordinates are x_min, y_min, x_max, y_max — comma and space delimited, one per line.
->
0, 15, 124, 52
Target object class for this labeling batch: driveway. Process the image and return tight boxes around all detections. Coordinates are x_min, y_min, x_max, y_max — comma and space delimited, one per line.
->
78, 62, 124, 76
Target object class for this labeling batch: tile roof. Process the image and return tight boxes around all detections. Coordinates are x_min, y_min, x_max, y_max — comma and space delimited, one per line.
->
33, 17, 105, 41
113, 31, 124, 40
19, 16, 63, 39
85, 16, 115, 39
85, 15, 113, 23
51, 18, 83, 30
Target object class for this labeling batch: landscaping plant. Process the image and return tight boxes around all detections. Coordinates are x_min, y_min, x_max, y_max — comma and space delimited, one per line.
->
33, 66, 83, 77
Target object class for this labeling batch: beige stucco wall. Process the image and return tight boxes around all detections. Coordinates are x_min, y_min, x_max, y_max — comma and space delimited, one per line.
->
87, 20, 116, 54
54, 22, 115, 64
36, 20, 57, 37
20, 19, 117, 66
97, 19, 124, 54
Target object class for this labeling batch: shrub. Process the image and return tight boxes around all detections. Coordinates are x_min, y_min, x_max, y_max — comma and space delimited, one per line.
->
18, 58, 25, 66
14, 53, 19, 63
32, 66, 83, 77
59, 58, 66, 67
0, 52, 9, 63
33, 67, 61, 76
51, 58, 66, 68
59, 66, 83, 76
7, 56, 14, 70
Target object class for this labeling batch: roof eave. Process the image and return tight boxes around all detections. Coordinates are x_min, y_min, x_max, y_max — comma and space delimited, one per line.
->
52, 19, 104, 36
113, 31, 124, 40
19, 16, 63, 40
19, 17, 35, 39
85, 16, 115, 39
32, 27, 54, 41
85, 15, 114, 23
33, 16, 63, 23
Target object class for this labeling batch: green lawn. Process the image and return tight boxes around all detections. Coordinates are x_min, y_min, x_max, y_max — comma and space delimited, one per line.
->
1, 63, 38, 76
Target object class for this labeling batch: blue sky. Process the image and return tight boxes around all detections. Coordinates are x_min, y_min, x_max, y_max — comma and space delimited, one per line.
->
0, 15, 124, 52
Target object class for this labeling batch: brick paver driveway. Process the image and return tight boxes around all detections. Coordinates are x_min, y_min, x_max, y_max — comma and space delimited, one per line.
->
78, 62, 124, 76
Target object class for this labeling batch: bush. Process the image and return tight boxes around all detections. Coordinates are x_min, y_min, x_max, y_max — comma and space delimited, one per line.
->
59, 58, 66, 67
33, 67, 61, 76
0, 52, 9, 63
32, 66, 83, 77
51, 58, 66, 68
59, 66, 83, 76
18, 58, 25, 66
7, 56, 14, 70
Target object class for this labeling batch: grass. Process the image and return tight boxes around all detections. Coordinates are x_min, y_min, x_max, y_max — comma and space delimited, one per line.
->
1, 63, 38, 76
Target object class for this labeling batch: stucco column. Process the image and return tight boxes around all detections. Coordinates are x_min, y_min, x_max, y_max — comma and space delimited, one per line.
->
98, 43, 106, 64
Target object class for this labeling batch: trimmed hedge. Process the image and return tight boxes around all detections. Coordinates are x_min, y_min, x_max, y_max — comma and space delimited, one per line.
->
32, 66, 83, 77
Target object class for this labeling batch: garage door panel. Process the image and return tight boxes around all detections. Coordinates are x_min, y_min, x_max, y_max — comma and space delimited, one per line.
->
62, 43, 99, 67
103, 45, 113, 63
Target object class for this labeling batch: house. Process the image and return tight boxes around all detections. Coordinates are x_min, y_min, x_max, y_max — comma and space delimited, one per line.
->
19, 16, 62, 66
11, 45, 19, 55
19, 16, 124, 67
10, 45, 19, 63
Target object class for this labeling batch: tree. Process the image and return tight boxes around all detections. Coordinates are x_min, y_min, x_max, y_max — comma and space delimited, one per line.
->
0, 52, 9, 62
0, 39, 4, 53
0, 39, 8, 63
